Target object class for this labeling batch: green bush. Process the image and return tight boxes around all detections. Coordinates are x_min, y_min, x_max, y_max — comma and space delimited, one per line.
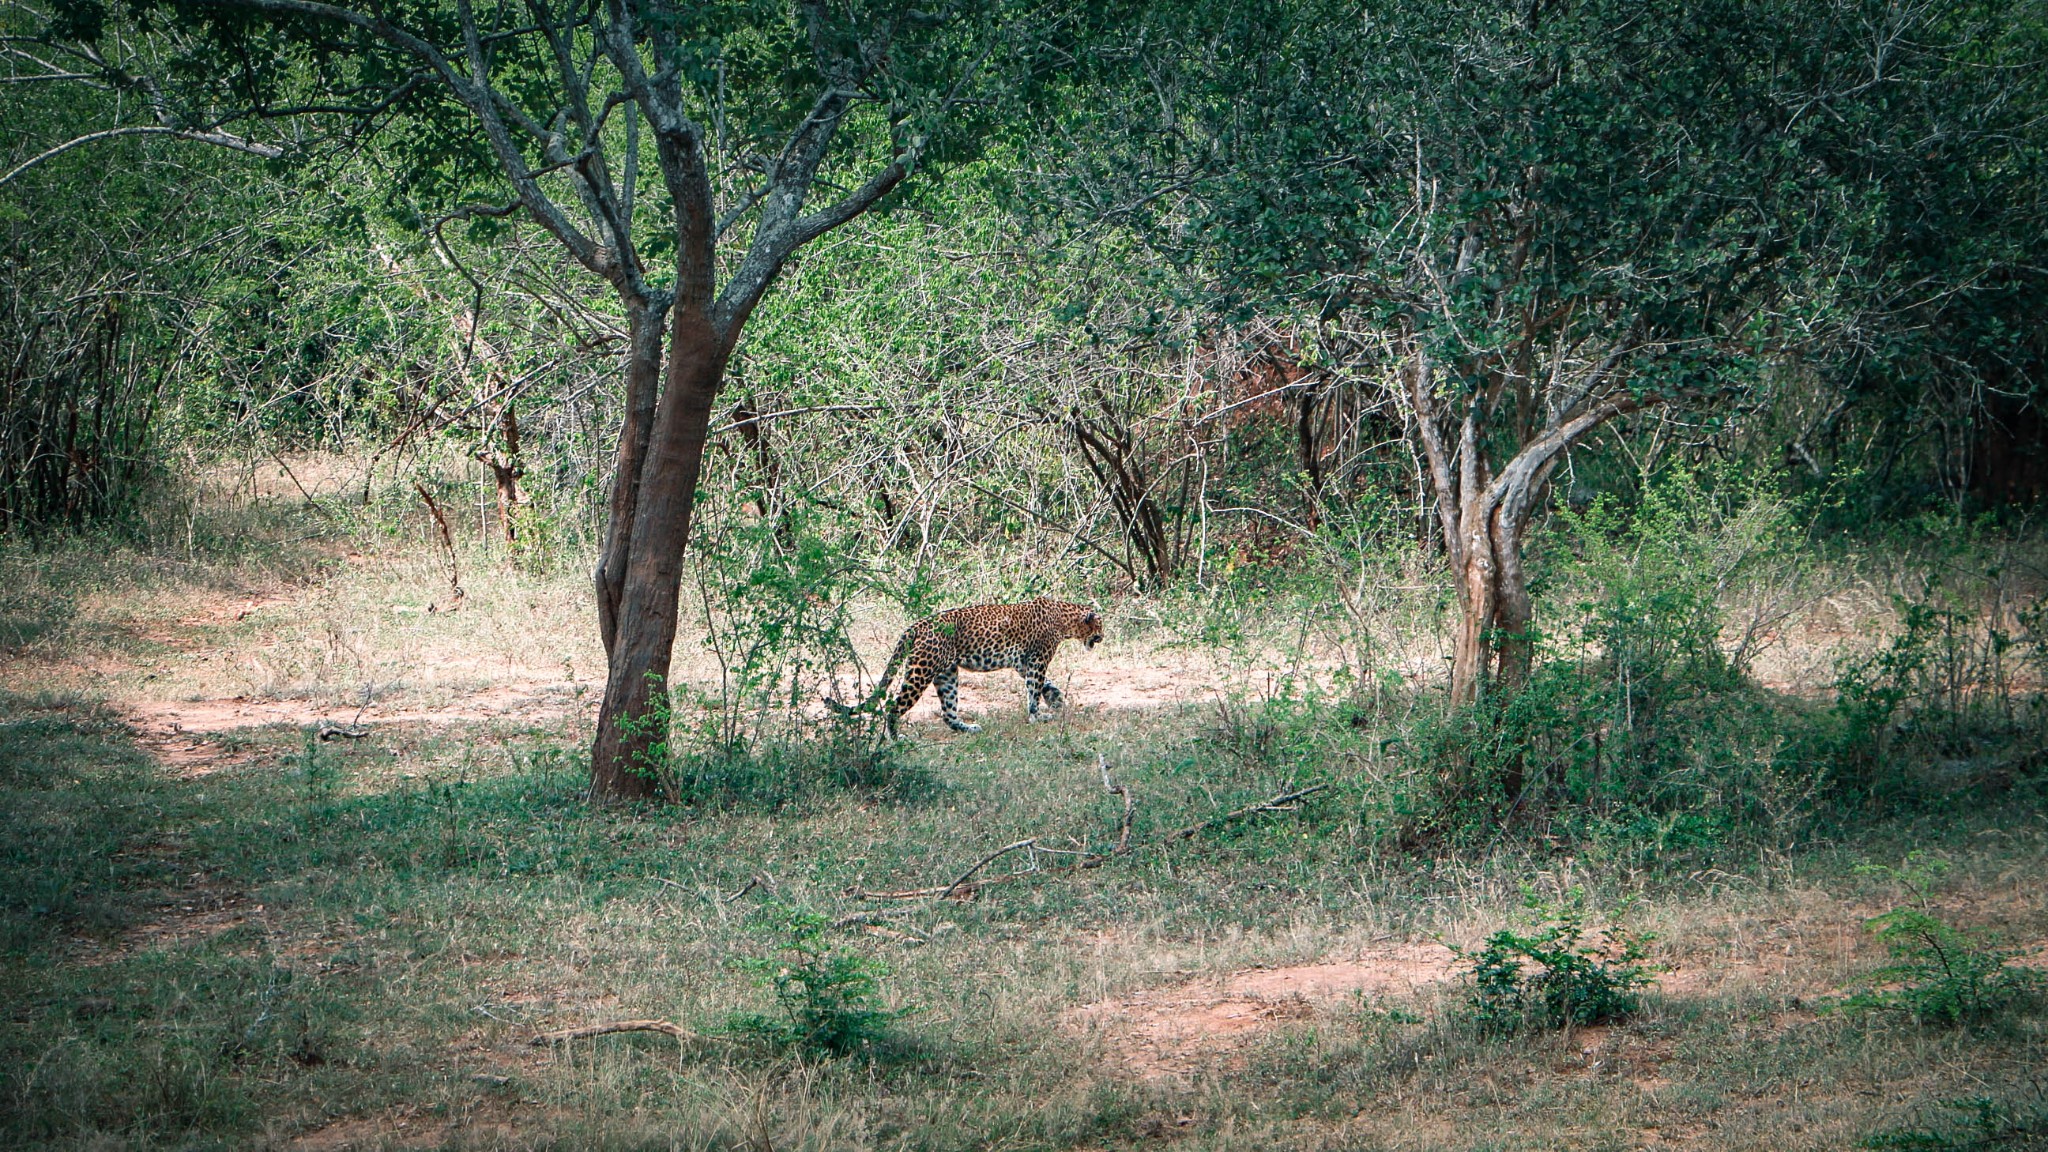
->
1834, 588, 2046, 806
1835, 853, 2043, 1028
1837, 907, 2045, 1027
722, 907, 910, 1059
1453, 890, 1657, 1034
1398, 469, 1830, 854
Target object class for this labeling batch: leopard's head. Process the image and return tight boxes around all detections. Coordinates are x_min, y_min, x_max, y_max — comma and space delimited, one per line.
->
1077, 608, 1104, 649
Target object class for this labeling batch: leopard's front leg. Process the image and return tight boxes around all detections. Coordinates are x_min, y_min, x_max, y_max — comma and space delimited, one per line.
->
933, 668, 980, 732
1022, 652, 1063, 721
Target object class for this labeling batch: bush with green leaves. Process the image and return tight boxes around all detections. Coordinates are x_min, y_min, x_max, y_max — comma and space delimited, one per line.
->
722, 907, 909, 1060
1834, 578, 2047, 805
1838, 856, 2043, 1028
1454, 890, 1657, 1034
1399, 468, 1828, 854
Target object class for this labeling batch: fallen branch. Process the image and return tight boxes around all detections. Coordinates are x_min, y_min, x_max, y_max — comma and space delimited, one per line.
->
317, 684, 374, 741
1162, 784, 1328, 842
937, 839, 1038, 902
850, 921, 928, 945
414, 482, 464, 613
1101, 754, 1135, 854
850, 768, 1324, 902
530, 1019, 695, 1045
723, 873, 776, 903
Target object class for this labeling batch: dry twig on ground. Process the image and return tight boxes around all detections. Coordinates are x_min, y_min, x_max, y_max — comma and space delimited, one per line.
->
414, 482, 465, 613
530, 1019, 696, 1045
851, 759, 1325, 901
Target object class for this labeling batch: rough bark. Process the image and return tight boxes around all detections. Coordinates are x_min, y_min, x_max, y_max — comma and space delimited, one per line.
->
596, 300, 668, 657
1408, 347, 1651, 706
589, 308, 733, 800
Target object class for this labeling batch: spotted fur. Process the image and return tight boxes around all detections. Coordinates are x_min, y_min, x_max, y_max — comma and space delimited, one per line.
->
828, 597, 1104, 734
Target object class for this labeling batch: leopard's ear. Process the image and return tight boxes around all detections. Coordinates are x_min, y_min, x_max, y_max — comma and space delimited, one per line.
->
1082, 611, 1099, 626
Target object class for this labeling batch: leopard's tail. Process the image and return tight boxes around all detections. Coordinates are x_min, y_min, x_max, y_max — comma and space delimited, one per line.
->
824, 631, 911, 719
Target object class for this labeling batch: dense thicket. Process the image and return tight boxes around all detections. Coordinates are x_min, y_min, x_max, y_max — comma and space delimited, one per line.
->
3, 0, 2044, 809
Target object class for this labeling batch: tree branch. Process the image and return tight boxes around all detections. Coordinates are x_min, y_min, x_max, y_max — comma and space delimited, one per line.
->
0, 125, 282, 188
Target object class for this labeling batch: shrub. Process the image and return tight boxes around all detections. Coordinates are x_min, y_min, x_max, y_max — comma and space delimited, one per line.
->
722, 907, 909, 1059
1838, 908, 2045, 1027
1397, 468, 1829, 854
1454, 890, 1657, 1034
1833, 587, 2046, 805
1861, 1092, 2048, 1150
1834, 855, 2043, 1028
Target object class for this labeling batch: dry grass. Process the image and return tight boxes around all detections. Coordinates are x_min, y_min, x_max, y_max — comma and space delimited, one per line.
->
2, 476, 2044, 1151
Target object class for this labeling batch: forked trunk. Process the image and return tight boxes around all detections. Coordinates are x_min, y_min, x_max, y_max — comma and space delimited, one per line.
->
1449, 505, 1496, 707
589, 307, 731, 800
596, 302, 667, 656
1446, 490, 1537, 705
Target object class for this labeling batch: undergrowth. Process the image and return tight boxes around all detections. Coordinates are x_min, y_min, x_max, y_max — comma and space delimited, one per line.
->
1452, 889, 1657, 1034
722, 906, 911, 1060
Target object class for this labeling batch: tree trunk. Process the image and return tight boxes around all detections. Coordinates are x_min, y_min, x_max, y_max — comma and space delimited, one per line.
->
588, 305, 731, 800
595, 301, 667, 658
1411, 348, 1634, 708
1448, 539, 1494, 707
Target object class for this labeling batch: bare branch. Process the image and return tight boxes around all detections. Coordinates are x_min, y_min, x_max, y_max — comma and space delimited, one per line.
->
0, 125, 281, 188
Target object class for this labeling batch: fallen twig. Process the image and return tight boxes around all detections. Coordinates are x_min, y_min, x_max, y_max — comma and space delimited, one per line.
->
937, 839, 1038, 901
318, 683, 375, 740
530, 1019, 695, 1046
1161, 784, 1328, 842
851, 770, 1325, 902
1101, 754, 1135, 854
415, 482, 464, 613
724, 873, 776, 903
852, 922, 928, 945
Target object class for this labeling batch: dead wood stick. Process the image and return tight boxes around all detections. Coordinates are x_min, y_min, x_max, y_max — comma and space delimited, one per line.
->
414, 482, 464, 612
530, 1019, 695, 1045
852, 781, 1325, 902
830, 908, 922, 927
852, 922, 927, 945
723, 873, 776, 903
1100, 755, 1135, 855
937, 839, 1038, 902
1162, 784, 1329, 842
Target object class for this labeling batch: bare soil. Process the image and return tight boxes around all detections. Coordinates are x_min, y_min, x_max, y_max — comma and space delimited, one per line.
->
1065, 942, 1459, 1079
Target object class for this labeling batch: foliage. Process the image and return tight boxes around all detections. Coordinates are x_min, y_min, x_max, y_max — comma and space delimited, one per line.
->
722, 906, 909, 1060
1400, 469, 1826, 853
689, 498, 866, 755
1861, 1091, 2048, 1151
1835, 573, 2047, 804
1837, 855, 2045, 1028
1453, 889, 1656, 1035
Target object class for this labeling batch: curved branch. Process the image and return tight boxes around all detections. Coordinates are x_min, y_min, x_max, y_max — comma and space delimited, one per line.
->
0, 125, 282, 188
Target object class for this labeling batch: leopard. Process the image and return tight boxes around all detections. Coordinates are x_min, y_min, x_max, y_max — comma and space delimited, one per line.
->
826, 597, 1104, 735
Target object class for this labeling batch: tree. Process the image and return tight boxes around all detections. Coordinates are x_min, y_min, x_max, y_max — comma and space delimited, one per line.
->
1043, 0, 2043, 703
89, 0, 1008, 796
